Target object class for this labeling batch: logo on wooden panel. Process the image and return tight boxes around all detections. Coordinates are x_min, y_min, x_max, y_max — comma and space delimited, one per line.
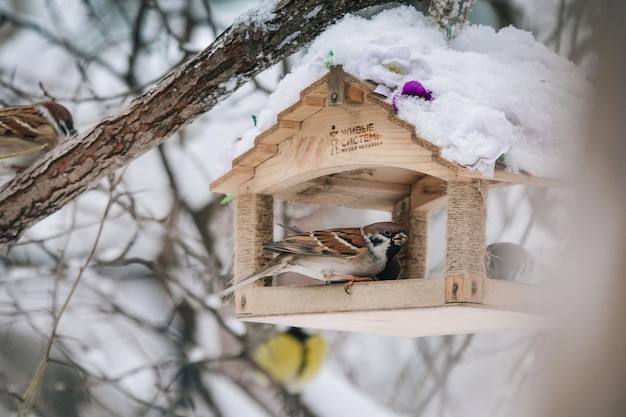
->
329, 123, 383, 155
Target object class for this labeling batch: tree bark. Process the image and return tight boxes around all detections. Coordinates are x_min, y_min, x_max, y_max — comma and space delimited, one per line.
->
0, 0, 411, 245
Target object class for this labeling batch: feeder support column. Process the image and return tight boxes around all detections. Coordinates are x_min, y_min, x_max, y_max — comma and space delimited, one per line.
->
234, 194, 274, 288
393, 197, 429, 279
445, 178, 488, 303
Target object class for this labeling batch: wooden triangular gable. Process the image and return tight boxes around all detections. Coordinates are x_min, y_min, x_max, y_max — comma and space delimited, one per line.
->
211, 66, 556, 212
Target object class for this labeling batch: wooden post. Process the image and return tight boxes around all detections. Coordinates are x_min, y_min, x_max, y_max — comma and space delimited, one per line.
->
445, 178, 488, 303
409, 211, 429, 279
234, 193, 274, 287
327, 65, 345, 106
393, 197, 429, 279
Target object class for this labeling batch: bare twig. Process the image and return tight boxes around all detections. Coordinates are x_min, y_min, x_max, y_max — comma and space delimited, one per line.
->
17, 179, 117, 416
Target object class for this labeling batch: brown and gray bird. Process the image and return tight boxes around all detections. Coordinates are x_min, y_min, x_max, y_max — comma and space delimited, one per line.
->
0, 101, 77, 171
219, 222, 408, 296
280, 223, 404, 282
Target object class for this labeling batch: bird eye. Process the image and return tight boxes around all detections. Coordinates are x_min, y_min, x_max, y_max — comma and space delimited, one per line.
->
383, 229, 392, 237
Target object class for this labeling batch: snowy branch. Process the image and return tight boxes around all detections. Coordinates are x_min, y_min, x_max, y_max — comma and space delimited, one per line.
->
0, 0, 411, 245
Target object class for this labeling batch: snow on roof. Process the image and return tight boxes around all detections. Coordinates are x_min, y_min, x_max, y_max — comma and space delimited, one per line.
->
232, 6, 591, 178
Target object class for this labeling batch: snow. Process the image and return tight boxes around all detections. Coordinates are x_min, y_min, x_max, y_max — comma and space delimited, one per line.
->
305, 5, 324, 20
231, 6, 591, 178
233, 0, 279, 30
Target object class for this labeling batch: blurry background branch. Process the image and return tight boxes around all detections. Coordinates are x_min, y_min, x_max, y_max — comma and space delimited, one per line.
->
0, 0, 413, 245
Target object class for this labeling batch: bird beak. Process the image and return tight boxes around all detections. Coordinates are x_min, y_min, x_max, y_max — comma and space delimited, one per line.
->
393, 232, 408, 246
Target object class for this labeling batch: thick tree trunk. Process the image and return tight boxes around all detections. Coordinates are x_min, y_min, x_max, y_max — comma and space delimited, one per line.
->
0, 0, 411, 244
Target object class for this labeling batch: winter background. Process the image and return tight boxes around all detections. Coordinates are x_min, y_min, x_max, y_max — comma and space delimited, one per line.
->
0, 1, 621, 417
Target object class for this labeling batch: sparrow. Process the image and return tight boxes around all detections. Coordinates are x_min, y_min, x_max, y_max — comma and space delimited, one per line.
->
0, 101, 77, 171
252, 327, 328, 393
219, 221, 408, 296
486, 242, 535, 282
279, 222, 403, 281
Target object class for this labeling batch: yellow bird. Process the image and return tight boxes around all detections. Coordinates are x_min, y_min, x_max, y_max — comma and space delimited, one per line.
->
252, 327, 328, 392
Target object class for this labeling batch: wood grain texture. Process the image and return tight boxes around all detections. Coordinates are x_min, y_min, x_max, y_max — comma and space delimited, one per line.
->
242, 307, 550, 337
251, 104, 443, 194
445, 179, 488, 278
0, 0, 412, 245
274, 176, 411, 211
233, 277, 550, 337
255, 120, 302, 146
233, 194, 274, 310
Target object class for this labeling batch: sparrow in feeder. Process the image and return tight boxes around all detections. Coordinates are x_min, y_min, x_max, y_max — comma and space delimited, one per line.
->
219, 221, 408, 296
279, 222, 404, 281
0, 101, 77, 171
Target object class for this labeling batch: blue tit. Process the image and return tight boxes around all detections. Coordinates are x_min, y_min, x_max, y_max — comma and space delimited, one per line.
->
486, 242, 534, 282
252, 327, 328, 392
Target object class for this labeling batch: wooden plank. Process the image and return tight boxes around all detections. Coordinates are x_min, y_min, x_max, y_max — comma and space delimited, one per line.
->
458, 167, 566, 187
332, 167, 422, 185
235, 278, 447, 317
232, 143, 277, 168
411, 175, 448, 211
274, 176, 410, 211
299, 72, 331, 96
231, 276, 550, 337
255, 120, 301, 145
392, 197, 412, 279
235, 177, 255, 195
253, 104, 452, 194
346, 84, 364, 103
445, 275, 484, 303
209, 165, 254, 194
241, 306, 550, 337
327, 65, 344, 105
445, 179, 488, 279
394, 198, 428, 279
279, 94, 326, 122
233, 194, 274, 313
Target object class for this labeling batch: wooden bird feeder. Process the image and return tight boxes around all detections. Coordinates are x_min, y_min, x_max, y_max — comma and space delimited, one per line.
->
211, 66, 556, 337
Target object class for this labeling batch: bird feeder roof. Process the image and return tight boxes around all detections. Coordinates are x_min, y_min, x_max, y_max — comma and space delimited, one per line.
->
210, 67, 559, 211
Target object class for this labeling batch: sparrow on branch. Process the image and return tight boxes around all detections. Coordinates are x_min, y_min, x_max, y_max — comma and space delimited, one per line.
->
219, 221, 408, 297
0, 101, 77, 171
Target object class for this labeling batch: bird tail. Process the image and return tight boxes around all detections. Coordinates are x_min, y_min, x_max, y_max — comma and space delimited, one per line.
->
218, 262, 283, 298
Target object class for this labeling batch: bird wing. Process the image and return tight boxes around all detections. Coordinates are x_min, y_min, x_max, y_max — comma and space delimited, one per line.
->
0, 107, 57, 143
277, 223, 304, 236
0, 108, 38, 141
262, 227, 366, 257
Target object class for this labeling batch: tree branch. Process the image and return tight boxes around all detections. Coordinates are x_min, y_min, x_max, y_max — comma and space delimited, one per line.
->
0, 0, 409, 245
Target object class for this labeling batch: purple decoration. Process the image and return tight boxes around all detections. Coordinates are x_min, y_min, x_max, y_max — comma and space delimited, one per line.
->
392, 80, 433, 112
